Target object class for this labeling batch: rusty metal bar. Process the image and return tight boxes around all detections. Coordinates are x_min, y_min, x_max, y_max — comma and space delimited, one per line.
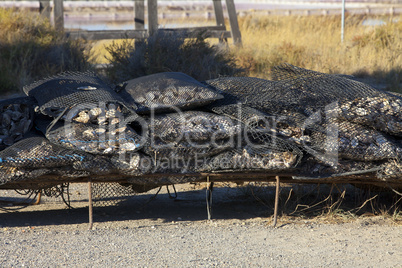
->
273, 176, 280, 227
88, 179, 93, 230
206, 176, 214, 220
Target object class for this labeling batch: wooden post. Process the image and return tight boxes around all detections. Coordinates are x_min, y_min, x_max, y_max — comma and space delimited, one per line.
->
53, 0, 64, 32
206, 176, 214, 220
147, 0, 158, 36
135, 0, 145, 30
39, 1, 51, 20
225, 0, 242, 46
213, 0, 225, 27
273, 176, 280, 227
212, 0, 227, 43
135, 0, 145, 47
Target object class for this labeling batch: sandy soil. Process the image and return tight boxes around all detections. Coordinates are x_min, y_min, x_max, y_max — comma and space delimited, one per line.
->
0, 183, 401, 267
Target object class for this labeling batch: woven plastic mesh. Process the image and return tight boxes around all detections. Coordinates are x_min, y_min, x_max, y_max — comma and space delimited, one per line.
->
40, 119, 143, 155
307, 119, 401, 161
140, 111, 243, 170
203, 102, 303, 171
92, 182, 137, 207
204, 65, 401, 168
127, 176, 200, 186
115, 72, 223, 113
295, 157, 383, 179
143, 138, 230, 162
0, 97, 36, 150
0, 166, 51, 186
270, 64, 402, 136
35, 101, 144, 155
24, 71, 136, 117
149, 111, 242, 142
110, 153, 152, 176
199, 145, 298, 172
0, 136, 90, 168
0, 65, 400, 189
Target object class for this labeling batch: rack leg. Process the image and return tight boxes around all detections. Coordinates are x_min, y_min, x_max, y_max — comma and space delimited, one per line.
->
206, 176, 214, 220
88, 179, 93, 230
273, 176, 280, 227
32, 192, 42, 205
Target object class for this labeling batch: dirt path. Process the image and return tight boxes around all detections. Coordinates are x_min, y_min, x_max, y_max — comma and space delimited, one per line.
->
0, 184, 401, 267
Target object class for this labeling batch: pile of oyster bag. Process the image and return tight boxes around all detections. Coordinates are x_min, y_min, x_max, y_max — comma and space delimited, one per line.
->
0, 65, 400, 189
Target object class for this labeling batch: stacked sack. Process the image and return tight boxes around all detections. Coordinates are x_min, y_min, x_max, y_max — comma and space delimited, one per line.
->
0, 65, 401, 190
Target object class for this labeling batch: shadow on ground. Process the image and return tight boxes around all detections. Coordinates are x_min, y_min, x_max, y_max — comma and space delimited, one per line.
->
1, 183, 401, 228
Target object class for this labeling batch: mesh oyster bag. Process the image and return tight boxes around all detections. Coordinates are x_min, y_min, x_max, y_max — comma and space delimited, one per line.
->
199, 145, 298, 172
0, 135, 92, 186
91, 182, 137, 207
140, 111, 242, 168
0, 97, 36, 149
142, 138, 231, 162
35, 102, 145, 155
331, 95, 402, 137
127, 176, 200, 188
110, 152, 153, 176
204, 102, 303, 165
295, 157, 383, 179
115, 72, 223, 113
270, 64, 402, 136
0, 135, 91, 168
305, 119, 402, 162
205, 66, 401, 168
0, 166, 51, 186
148, 111, 242, 143
24, 71, 136, 118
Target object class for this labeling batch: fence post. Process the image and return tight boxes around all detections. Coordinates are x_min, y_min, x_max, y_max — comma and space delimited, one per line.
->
147, 0, 158, 36
213, 0, 227, 43
39, 1, 51, 20
225, 0, 242, 46
213, 0, 225, 27
135, 0, 145, 30
53, 0, 64, 31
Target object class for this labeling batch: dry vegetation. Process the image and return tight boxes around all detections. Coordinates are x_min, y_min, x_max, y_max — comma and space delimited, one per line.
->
234, 14, 401, 91
227, 182, 402, 225
0, 9, 91, 94
93, 14, 401, 91
104, 30, 243, 83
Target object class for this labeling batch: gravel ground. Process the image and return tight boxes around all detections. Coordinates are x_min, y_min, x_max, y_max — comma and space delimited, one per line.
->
1, 184, 401, 267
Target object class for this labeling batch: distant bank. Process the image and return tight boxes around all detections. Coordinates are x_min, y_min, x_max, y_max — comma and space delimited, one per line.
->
0, 0, 400, 30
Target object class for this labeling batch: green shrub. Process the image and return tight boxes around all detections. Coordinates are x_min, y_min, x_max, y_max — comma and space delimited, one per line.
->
0, 9, 91, 95
104, 31, 244, 83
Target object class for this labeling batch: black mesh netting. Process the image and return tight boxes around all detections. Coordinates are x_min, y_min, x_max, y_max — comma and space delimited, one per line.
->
91, 182, 137, 207
24, 71, 136, 117
0, 136, 90, 168
34, 101, 145, 155
204, 65, 401, 172
270, 64, 402, 136
148, 111, 242, 142
0, 135, 91, 185
36, 118, 143, 155
0, 65, 400, 193
115, 72, 223, 113
141, 111, 243, 167
0, 97, 36, 150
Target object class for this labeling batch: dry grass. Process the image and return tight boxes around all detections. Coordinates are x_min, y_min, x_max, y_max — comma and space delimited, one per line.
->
103, 30, 243, 83
89, 14, 401, 90
0, 8, 91, 94
233, 14, 402, 91
235, 182, 402, 225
